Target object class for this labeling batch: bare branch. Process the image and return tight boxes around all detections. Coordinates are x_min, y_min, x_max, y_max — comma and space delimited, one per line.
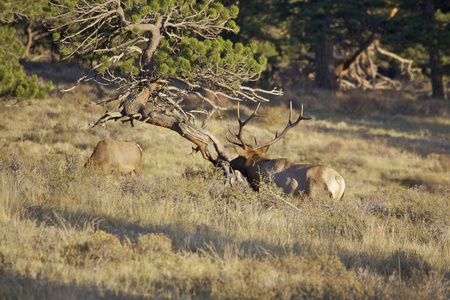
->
373, 40, 414, 80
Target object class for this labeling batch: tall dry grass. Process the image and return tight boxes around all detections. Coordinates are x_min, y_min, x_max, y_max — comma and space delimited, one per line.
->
0, 69, 449, 299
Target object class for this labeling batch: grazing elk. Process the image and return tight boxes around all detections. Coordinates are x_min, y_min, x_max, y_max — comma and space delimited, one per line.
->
227, 103, 345, 201
84, 139, 142, 176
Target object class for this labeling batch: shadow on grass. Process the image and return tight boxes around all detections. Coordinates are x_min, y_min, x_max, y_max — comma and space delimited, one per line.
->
315, 121, 450, 156
337, 247, 439, 280
21, 200, 448, 284
23, 203, 285, 259
0, 272, 163, 299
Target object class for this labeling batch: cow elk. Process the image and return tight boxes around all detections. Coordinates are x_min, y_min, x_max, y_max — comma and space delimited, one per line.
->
227, 103, 345, 201
85, 139, 142, 176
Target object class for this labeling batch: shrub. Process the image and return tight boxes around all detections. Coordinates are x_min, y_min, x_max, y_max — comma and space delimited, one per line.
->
62, 230, 131, 267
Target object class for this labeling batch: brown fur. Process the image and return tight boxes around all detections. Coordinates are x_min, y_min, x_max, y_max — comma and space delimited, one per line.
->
85, 139, 142, 176
231, 146, 345, 200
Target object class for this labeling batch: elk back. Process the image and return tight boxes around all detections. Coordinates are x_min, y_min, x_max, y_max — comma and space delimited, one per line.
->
85, 139, 142, 176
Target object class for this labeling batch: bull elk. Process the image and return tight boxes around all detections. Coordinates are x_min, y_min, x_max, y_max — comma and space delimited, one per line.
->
85, 139, 142, 176
227, 103, 345, 201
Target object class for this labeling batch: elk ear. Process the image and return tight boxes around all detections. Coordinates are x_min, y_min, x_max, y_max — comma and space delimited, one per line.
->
235, 146, 248, 157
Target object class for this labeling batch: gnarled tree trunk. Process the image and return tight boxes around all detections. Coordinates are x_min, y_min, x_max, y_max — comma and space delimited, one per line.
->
429, 51, 446, 99
146, 111, 245, 186
92, 87, 247, 187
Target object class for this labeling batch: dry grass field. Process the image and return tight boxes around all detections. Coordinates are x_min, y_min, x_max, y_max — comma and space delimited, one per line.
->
0, 63, 449, 299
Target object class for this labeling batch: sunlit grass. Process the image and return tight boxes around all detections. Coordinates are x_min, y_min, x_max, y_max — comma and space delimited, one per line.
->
0, 82, 449, 299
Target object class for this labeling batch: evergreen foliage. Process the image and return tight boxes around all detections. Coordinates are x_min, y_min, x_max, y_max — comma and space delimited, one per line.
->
226, 0, 449, 94
46, 0, 274, 103
385, 1, 450, 74
0, 25, 53, 100
0, 0, 449, 100
47, 0, 244, 84
0, 0, 44, 23
0, 0, 53, 101
154, 37, 265, 85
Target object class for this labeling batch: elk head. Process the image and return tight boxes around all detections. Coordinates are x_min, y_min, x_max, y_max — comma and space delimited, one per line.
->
227, 102, 311, 176
227, 103, 345, 200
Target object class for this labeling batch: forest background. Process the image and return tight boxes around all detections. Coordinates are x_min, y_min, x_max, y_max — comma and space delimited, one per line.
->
1, 0, 450, 101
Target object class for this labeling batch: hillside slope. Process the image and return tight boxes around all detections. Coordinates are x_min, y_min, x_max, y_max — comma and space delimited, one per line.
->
0, 63, 449, 299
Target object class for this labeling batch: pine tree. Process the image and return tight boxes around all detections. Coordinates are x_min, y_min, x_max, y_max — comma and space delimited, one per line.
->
46, 0, 282, 183
386, 0, 450, 99
224, 0, 402, 90
221, 0, 289, 86
0, 1, 53, 101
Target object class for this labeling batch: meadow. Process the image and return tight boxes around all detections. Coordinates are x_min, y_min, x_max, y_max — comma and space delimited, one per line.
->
0, 63, 449, 299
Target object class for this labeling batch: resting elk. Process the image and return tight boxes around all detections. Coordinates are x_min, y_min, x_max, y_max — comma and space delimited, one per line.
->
84, 139, 142, 176
227, 103, 345, 201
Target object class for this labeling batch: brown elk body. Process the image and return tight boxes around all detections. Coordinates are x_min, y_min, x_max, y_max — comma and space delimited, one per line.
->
231, 147, 345, 200
228, 103, 345, 201
85, 139, 142, 176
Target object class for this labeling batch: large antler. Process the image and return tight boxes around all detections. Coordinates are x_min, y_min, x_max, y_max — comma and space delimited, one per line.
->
227, 102, 265, 149
254, 102, 311, 150
227, 102, 311, 150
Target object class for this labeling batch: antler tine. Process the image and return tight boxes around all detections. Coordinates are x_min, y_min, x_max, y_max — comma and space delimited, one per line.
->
288, 102, 309, 125
236, 101, 241, 123
293, 103, 311, 124
289, 101, 293, 124
228, 102, 265, 149
253, 102, 311, 150
238, 102, 263, 126
226, 125, 243, 147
